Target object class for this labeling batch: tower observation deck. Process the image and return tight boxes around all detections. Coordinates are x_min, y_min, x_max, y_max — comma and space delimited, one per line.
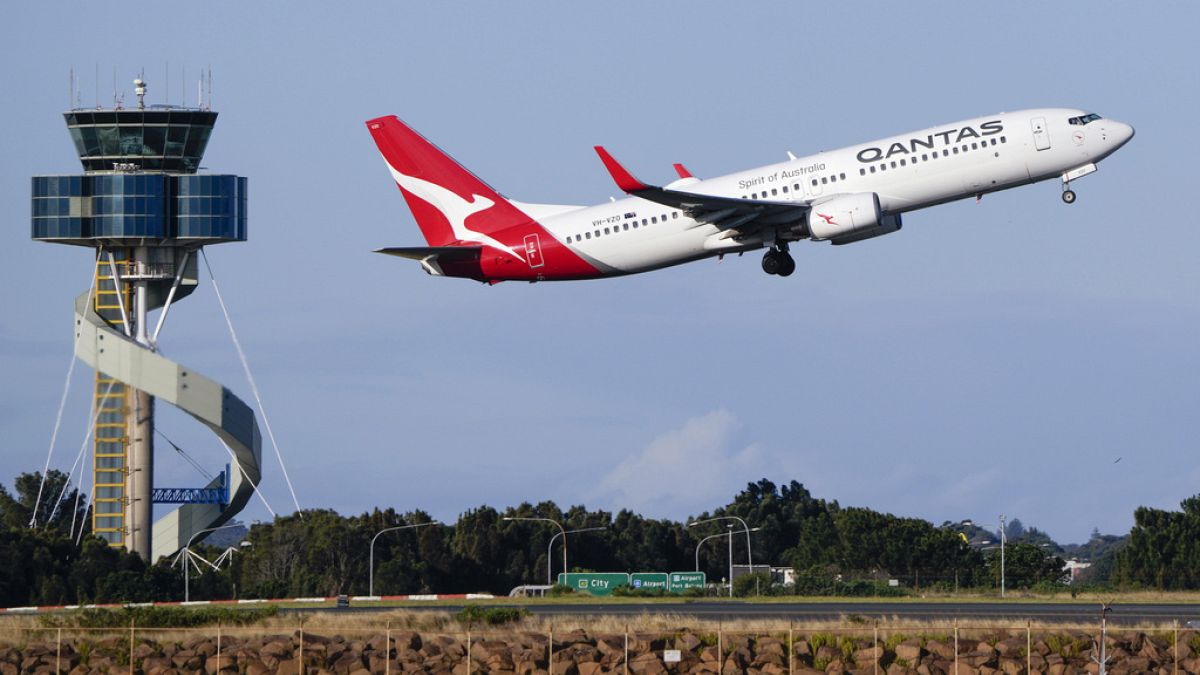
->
31, 78, 262, 562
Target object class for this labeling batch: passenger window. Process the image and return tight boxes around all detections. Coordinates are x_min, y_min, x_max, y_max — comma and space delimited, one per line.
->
1001, 136, 1006, 143
860, 168, 866, 176
942, 149, 949, 157
840, 173, 846, 180
880, 163, 887, 171
922, 154, 928, 161
890, 161, 897, 169
771, 188, 778, 196
900, 159, 906, 167
672, 212, 678, 219
585, 232, 591, 239
952, 147, 959, 154
821, 177, 827, 184
623, 223, 629, 231
830, 176, 836, 183
604, 227, 610, 234
971, 142, 978, 150
793, 183, 800, 191
632, 222, 638, 228
869, 166, 876, 173
812, 179, 818, 186
782, 185, 789, 193
642, 219, 647, 226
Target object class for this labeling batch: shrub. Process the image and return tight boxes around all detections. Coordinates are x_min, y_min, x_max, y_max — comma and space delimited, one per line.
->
547, 584, 576, 597
39, 606, 276, 628
454, 604, 529, 626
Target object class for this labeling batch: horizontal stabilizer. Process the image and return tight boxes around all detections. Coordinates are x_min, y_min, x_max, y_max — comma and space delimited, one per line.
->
374, 246, 483, 261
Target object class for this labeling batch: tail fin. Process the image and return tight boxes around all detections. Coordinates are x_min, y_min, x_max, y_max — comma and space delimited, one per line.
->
366, 115, 534, 248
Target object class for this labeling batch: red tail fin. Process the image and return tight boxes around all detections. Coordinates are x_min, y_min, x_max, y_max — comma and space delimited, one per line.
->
366, 116, 534, 248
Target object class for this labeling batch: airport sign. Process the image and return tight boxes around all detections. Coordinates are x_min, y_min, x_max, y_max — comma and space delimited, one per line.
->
669, 571, 706, 592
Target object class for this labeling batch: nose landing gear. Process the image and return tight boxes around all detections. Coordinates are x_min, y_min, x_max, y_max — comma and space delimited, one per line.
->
1062, 188, 1077, 204
762, 246, 795, 277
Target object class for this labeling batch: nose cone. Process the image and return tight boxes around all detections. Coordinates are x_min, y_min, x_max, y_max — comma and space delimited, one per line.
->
1112, 120, 1135, 148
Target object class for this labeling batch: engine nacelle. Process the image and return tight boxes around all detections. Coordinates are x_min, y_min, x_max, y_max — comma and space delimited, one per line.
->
808, 192, 882, 241
831, 213, 902, 245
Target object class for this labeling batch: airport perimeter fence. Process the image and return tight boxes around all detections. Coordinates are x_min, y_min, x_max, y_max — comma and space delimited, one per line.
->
1, 619, 1197, 674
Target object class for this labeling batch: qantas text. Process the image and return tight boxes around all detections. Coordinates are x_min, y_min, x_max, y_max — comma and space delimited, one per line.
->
856, 121, 1004, 163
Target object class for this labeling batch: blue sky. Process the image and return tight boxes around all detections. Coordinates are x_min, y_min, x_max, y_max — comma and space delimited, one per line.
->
2, 3, 1197, 546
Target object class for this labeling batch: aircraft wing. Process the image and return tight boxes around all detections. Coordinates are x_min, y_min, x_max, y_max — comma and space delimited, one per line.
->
594, 146, 808, 234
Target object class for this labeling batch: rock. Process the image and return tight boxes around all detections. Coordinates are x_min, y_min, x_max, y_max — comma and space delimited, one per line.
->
995, 639, 1025, 658
925, 640, 955, 661
577, 662, 604, 675
894, 640, 925, 663
332, 651, 364, 673
244, 658, 271, 675
676, 633, 703, 654
204, 653, 237, 672
594, 635, 624, 657
394, 631, 422, 652
997, 657, 1024, 674
262, 639, 294, 660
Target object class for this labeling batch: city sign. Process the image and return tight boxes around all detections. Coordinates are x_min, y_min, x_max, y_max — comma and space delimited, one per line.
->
558, 573, 629, 596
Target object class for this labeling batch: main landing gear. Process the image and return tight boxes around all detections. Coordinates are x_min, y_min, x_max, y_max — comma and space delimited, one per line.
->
761, 246, 795, 277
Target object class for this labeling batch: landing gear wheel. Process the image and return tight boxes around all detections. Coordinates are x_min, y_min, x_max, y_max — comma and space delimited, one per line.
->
1062, 189, 1076, 204
777, 253, 796, 277
761, 250, 781, 275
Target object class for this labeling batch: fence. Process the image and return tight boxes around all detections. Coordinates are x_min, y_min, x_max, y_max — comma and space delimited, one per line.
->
0, 620, 1195, 673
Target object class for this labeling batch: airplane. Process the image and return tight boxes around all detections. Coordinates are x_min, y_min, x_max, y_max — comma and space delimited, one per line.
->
366, 108, 1133, 282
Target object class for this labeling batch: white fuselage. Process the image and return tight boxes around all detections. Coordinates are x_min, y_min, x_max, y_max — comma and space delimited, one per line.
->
539, 108, 1133, 274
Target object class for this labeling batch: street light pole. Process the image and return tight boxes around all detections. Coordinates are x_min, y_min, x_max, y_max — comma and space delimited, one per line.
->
179, 522, 244, 603
695, 532, 727, 572
999, 514, 1007, 598
369, 521, 441, 598
546, 527, 606, 586
727, 524, 734, 598
503, 516, 567, 586
688, 516, 754, 573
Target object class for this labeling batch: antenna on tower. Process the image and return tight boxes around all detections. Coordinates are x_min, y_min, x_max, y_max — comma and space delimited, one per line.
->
165, 61, 169, 106
207, 66, 212, 111
69, 68, 74, 111
135, 74, 147, 110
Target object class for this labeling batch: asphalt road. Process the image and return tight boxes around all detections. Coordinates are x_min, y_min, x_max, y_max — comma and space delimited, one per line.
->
327, 601, 1200, 625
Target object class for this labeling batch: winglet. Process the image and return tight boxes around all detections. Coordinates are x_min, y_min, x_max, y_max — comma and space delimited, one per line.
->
672, 163, 693, 179
594, 146, 651, 192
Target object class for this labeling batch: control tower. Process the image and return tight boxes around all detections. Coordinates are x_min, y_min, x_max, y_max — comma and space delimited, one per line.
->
31, 78, 262, 562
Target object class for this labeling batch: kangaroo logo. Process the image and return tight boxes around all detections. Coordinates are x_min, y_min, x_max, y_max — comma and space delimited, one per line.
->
386, 163, 526, 262
816, 213, 836, 225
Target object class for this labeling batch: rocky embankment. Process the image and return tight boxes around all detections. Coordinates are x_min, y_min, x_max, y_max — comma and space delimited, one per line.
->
2, 627, 1198, 674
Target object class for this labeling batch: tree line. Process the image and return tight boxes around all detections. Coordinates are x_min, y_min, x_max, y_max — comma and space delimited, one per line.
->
4, 472, 1186, 607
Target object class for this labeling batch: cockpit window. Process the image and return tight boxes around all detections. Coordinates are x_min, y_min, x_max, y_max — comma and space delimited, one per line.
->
1068, 113, 1103, 126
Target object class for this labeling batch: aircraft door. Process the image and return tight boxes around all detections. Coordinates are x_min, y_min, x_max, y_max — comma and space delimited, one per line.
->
523, 233, 545, 269
1031, 117, 1050, 151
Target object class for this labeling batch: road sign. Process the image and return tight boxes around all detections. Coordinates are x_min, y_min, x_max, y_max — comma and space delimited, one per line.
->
631, 573, 669, 592
558, 573, 629, 596
668, 571, 706, 592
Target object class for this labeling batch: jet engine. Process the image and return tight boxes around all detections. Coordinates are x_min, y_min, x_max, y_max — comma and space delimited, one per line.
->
808, 192, 883, 240
806, 192, 902, 245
